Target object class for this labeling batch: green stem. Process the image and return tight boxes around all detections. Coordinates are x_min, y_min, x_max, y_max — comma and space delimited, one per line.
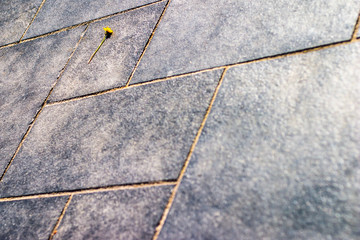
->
88, 36, 106, 64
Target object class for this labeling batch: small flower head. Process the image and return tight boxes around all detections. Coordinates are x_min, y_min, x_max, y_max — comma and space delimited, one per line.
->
103, 27, 113, 38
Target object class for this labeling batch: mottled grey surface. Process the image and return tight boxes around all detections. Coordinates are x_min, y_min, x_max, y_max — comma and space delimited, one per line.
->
0, 70, 222, 197
0, 197, 67, 240
0, 27, 84, 173
131, 0, 360, 83
54, 186, 172, 240
0, 0, 42, 46
49, 1, 166, 102
159, 43, 360, 239
24, 0, 159, 39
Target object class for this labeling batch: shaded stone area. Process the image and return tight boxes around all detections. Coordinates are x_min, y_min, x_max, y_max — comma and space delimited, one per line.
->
159, 43, 360, 239
49, 1, 166, 102
1, 0, 360, 238
0, 27, 84, 173
23, 0, 159, 39
131, 0, 360, 83
54, 186, 172, 240
0, 197, 67, 240
0, 70, 222, 198
0, 0, 42, 46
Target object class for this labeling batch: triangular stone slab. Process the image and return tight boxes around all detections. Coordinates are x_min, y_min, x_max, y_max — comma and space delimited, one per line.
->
49, 1, 167, 102
0, 197, 68, 239
0, 27, 84, 173
54, 186, 172, 240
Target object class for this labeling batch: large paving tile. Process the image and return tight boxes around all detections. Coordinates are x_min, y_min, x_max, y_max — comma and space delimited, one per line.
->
0, 0, 42, 46
49, 1, 166, 102
24, 0, 159, 39
0, 70, 222, 197
0, 197, 67, 240
54, 186, 172, 240
0, 27, 84, 173
131, 0, 360, 84
158, 43, 360, 239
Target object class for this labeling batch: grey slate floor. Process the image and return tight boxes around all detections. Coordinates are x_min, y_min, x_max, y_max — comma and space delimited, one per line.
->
0, 0, 359, 239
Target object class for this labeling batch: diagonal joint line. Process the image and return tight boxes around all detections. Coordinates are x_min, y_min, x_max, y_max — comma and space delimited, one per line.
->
152, 67, 228, 240
47, 39, 358, 107
19, 0, 47, 42
125, 0, 172, 87
0, 180, 177, 203
351, 10, 360, 41
48, 194, 73, 240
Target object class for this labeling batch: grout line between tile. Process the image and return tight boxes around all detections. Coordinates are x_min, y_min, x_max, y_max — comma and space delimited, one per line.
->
47, 86, 126, 106
351, 11, 360, 41
47, 69, 215, 106
0, 0, 166, 50
125, 0, 172, 87
47, 38, 359, 107
152, 68, 228, 240
0, 25, 89, 183
0, 180, 177, 203
48, 194, 73, 240
19, 0, 47, 42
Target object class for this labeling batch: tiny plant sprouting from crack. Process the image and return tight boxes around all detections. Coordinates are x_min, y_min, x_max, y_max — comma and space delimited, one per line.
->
88, 26, 113, 64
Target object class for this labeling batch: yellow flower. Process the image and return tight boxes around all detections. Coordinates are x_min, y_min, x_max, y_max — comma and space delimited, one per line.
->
88, 26, 114, 64
103, 27, 113, 38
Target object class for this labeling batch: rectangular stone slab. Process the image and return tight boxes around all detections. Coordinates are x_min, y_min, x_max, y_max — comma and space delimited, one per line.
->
0, 197, 68, 240
54, 186, 172, 240
158, 43, 360, 239
49, 1, 167, 102
23, 0, 160, 39
0, 70, 222, 197
0, 0, 42, 46
0, 27, 85, 173
131, 0, 360, 84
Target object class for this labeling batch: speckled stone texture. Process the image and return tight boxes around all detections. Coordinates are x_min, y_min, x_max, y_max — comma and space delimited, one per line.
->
131, 0, 360, 84
23, 0, 159, 39
158, 43, 360, 239
0, 0, 42, 46
49, 1, 166, 102
0, 197, 67, 240
0, 27, 84, 173
54, 186, 172, 240
0, 70, 222, 197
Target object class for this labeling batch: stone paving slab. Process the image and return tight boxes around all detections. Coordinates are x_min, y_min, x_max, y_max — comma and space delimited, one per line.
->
0, 197, 67, 240
0, 70, 222, 198
0, 27, 84, 173
0, 0, 42, 46
1, 1, 360, 239
131, 0, 360, 84
54, 186, 172, 240
159, 42, 360, 239
23, 0, 159, 39
49, 1, 166, 102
